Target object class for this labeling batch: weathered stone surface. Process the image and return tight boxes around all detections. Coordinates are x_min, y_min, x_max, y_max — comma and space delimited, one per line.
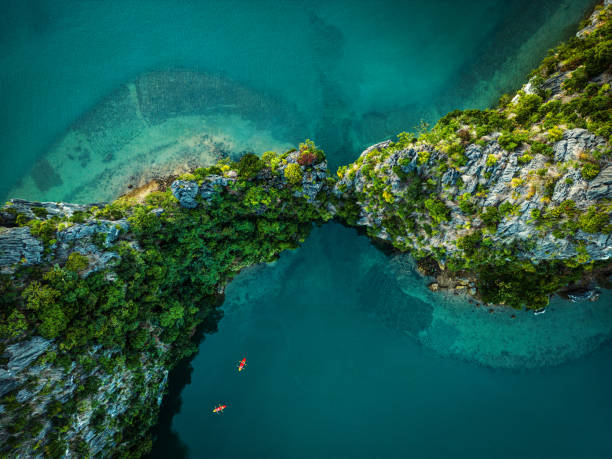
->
540, 72, 569, 96
57, 219, 128, 246
1, 199, 93, 226
199, 174, 234, 202
552, 169, 587, 204
0, 337, 52, 398
553, 128, 606, 163
170, 180, 199, 208
339, 122, 610, 266
587, 165, 612, 200
0, 226, 43, 273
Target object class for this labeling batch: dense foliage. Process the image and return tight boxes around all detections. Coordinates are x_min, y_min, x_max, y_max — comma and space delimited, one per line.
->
0, 147, 330, 457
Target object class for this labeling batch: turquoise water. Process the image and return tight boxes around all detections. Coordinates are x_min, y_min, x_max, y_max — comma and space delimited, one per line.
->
0, 0, 599, 199
3, 1, 612, 458
151, 224, 612, 458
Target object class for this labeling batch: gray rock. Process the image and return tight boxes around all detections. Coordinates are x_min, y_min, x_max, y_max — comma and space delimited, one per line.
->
0, 337, 52, 397
567, 289, 601, 302
0, 379, 19, 399
4, 337, 52, 373
16, 388, 33, 403
2, 199, 93, 225
199, 175, 232, 202
465, 144, 483, 161
57, 219, 128, 246
586, 165, 612, 200
442, 168, 459, 186
462, 175, 478, 194
73, 244, 121, 277
361, 140, 391, 156
170, 180, 199, 208
540, 72, 569, 96
552, 169, 586, 204
0, 226, 43, 273
553, 129, 606, 163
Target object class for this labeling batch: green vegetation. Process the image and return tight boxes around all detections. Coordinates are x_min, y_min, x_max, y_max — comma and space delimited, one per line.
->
0, 144, 330, 457
424, 198, 450, 224
65, 252, 89, 272
284, 163, 303, 185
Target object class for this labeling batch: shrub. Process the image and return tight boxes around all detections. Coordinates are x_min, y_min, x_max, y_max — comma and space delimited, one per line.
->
447, 143, 467, 167
530, 141, 554, 157
284, 163, 303, 185
65, 252, 89, 272
480, 206, 501, 231
236, 153, 263, 179
382, 190, 394, 203
511, 177, 524, 188
298, 139, 324, 162
581, 162, 600, 180
564, 66, 589, 93
424, 197, 450, 224
486, 154, 498, 167
512, 93, 543, 125
499, 201, 516, 216
458, 193, 476, 214
297, 151, 317, 166
578, 206, 609, 233
31, 207, 48, 218
498, 131, 523, 151
0, 310, 28, 338
261, 151, 280, 171
547, 126, 565, 142
498, 94, 512, 109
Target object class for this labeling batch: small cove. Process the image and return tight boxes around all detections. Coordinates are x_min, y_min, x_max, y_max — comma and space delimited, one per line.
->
152, 224, 612, 458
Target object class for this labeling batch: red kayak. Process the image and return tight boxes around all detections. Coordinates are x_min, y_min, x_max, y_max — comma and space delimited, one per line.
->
212, 404, 227, 414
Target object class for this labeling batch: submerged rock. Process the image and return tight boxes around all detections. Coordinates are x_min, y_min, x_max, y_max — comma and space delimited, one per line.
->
567, 289, 601, 302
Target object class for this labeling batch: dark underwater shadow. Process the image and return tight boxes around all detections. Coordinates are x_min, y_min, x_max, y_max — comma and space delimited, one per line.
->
147, 308, 224, 459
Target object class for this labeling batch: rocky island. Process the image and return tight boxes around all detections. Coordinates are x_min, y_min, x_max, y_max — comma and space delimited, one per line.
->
0, 2, 610, 457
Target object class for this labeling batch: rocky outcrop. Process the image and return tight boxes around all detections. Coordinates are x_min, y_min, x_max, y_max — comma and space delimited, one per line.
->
0, 227, 43, 274
587, 165, 612, 200
0, 337, 52, 398
331, 3, 611, 307
171, 153, 330, 208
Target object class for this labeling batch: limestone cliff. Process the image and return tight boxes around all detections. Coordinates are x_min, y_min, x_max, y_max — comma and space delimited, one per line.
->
332, 3, 611, 307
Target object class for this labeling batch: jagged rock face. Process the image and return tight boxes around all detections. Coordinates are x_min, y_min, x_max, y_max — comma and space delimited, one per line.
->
170, 180, 200, 208
335, 126, 611, 264
553, 128, 606, 162
0, 227, 43, 274
0, 200, 168, 457
0, 337, 52, 398
280, 152, 329, 203
171, 155, 330, 209
0, 200, 92, 227
588, 165, 612, 200
0, 338, 167, 458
